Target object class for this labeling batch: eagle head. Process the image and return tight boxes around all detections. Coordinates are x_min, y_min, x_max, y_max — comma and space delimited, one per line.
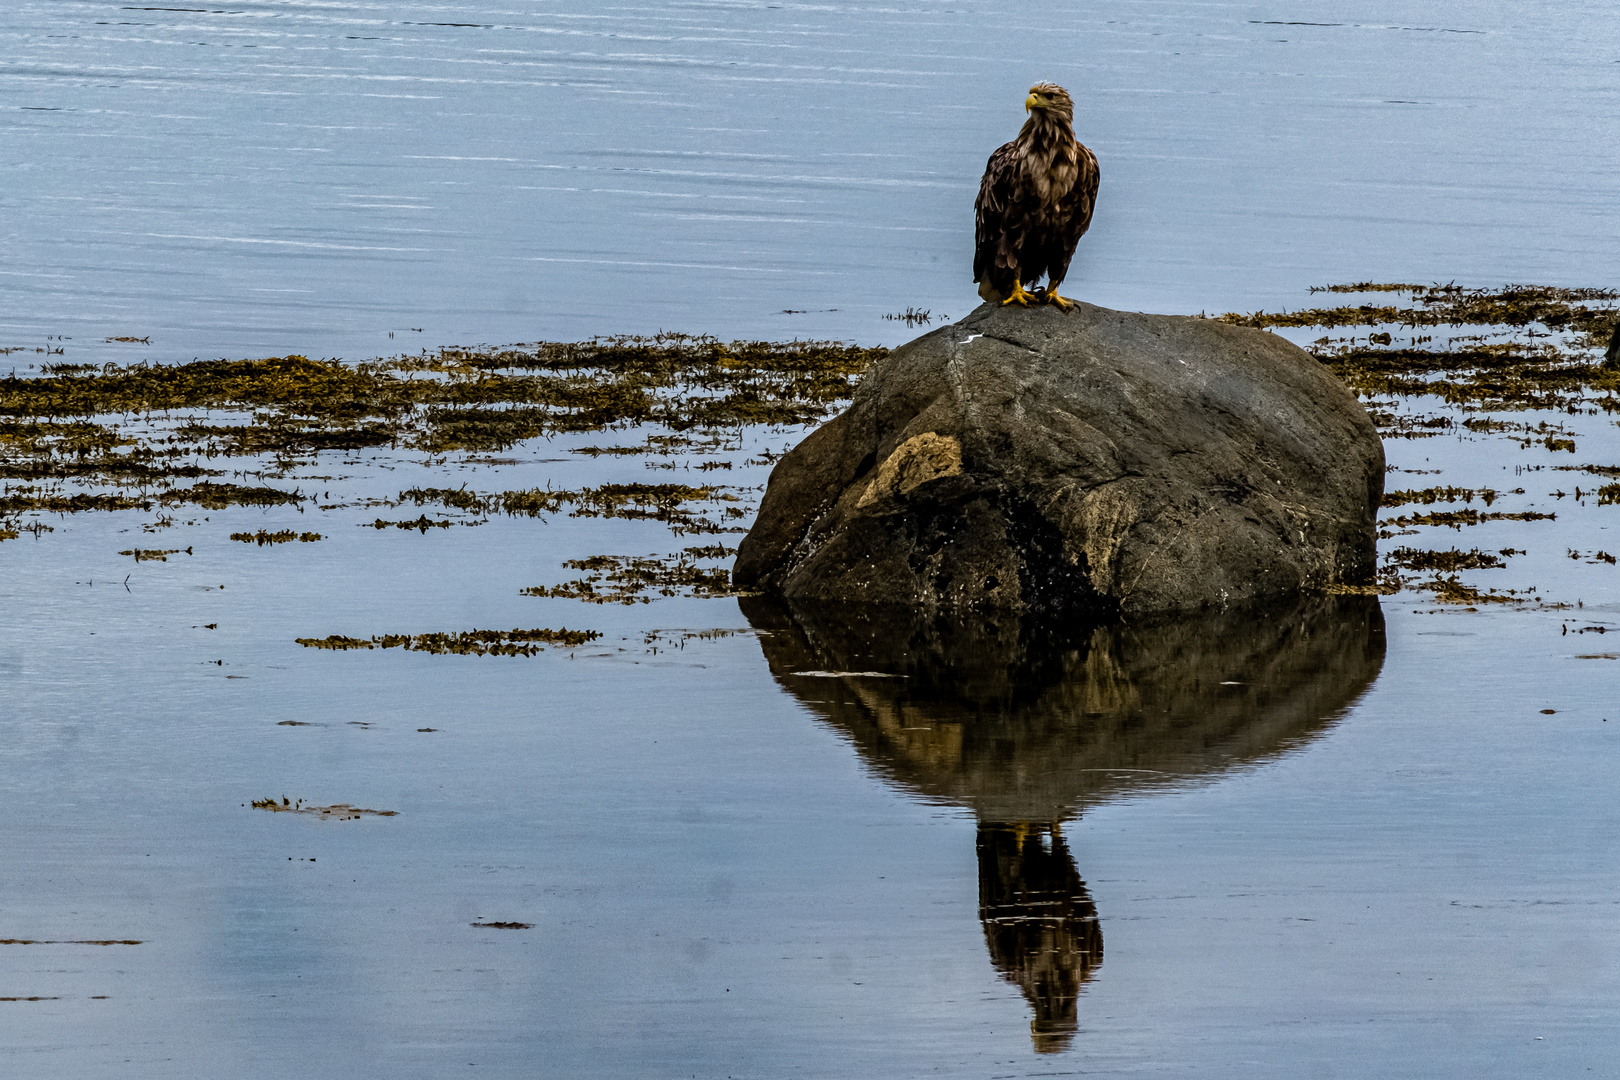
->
1024, 83, 1074, 122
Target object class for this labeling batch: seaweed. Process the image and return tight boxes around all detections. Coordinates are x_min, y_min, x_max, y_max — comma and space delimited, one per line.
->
399, 482, 742, 535
0, 336, 878, 534
1382, 487, 1518, 508
364, 516, 460, 532
118, 547, 188, 562
1382, 509, 1555, 530
1223, 283, 1619, 337
1413, 576, 1518, 605
163, 482, 302, 509
1216, 284, 1620, 413
523, 554, 732, 605
1385, 547, 1511, 572
231, 530, 322, 545
295, 627, 600, 656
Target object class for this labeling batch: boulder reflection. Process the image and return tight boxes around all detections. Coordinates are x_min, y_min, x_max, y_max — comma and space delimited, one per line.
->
741, 595, 1385, 1052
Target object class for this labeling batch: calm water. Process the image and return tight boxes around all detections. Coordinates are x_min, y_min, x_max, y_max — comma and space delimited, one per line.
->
4, 1, 1620, 1077
3, 0, 1619, 359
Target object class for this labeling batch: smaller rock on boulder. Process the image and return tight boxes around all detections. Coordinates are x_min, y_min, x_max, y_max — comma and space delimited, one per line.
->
734, 301, 1383, 617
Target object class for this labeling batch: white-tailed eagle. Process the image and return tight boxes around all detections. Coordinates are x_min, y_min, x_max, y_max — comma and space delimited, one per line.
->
973, 83, 1099, 311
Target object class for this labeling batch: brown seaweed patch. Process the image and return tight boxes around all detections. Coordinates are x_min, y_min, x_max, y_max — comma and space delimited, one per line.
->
0, 419, 130, 453
1382, 509, 1556, 530
1366, 410, 1454, 438
1, 487, 151, 514
163, 482, 302, 509
297, 635, 374, 650
522, 554, 732, 605
1325, 348, 1620, 412
570, 434, 728, 458
119, 547, 189, 562
1, 481, 304, 517
1382, 487, 1518, 508
365, 515, 459, 532
0, 455, 223, 482
1386, 547, 1511, 572
471, 921, 532, 929
231, 530, 322, 545
296, 627, 600, 656
1412, 575, 1518, 605
1600, 484, 1620, 506
174, 420, 397, 456
1223, 283, 1619, 335
1556, 464, 1620, 479
251, 797, 397, 819
681, 543, 737, 559
401, 482, 743, 535
1246, 284, 1620, 411
1, 356, 391, 419
1310, 283, 1431, 294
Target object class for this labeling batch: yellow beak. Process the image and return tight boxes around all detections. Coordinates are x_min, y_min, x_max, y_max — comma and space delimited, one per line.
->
1025, 93, 1040, 111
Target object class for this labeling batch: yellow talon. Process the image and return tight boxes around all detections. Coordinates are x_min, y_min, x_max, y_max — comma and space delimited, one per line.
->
1000, 279, 1037, 307
1042, 288, 1075, 312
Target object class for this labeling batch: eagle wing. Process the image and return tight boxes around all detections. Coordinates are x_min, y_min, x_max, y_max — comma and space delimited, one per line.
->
1070, 143, 1099, 240
973, 140, 1023, 290
1041, 143, 1099, 294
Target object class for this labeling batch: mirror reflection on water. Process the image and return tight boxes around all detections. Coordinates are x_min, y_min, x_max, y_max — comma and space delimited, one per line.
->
747, 595, 1386, 1050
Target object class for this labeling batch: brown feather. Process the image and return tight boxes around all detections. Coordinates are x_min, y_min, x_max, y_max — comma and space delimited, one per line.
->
974, 84, 1098, 302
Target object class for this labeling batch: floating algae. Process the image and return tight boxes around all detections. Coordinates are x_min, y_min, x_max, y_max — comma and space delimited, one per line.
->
364, 516, 461, 532
1385, 547, 1513, 572
1558, 464, 1620, 478
295, 627, 600, 657
1411, 576, 1519, 606
0, 337, 876, 541
118, 547, 189, 562
1224, 285, 1620, 416
1382, 487, 1519, 508
399, 482, 742, 535
1226, 283, 1619, 338
1381, 509, 1555, 531
524, 554, 732, 605
231, 530, 322, 545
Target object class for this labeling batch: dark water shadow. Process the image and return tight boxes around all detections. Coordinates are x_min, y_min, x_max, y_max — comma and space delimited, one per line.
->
741, 594, 1386, 1052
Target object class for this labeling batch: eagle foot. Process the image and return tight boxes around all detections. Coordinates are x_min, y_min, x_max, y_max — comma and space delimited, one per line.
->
1040, 289, 1076, 313
1000, 280, 1038, 307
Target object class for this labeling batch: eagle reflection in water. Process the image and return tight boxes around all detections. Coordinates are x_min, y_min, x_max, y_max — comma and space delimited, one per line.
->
978, 821, 1100, 1052
741, 594, 1385, 1052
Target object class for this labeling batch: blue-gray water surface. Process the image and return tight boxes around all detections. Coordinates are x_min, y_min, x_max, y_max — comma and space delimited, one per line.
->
3, 2, 1620, 1077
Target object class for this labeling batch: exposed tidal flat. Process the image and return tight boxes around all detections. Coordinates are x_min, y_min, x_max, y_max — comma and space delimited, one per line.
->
6, 0, 1620, 1075
3, 285, 1620, 1076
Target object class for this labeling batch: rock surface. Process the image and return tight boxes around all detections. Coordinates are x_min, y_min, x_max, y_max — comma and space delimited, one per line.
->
734, 301, 1384, 616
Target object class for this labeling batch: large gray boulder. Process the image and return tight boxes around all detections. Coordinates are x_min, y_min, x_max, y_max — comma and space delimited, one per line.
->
734, 301, 1383, 617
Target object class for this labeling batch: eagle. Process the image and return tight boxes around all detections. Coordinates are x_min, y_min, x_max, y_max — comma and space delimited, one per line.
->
973, 83, 1099, 312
